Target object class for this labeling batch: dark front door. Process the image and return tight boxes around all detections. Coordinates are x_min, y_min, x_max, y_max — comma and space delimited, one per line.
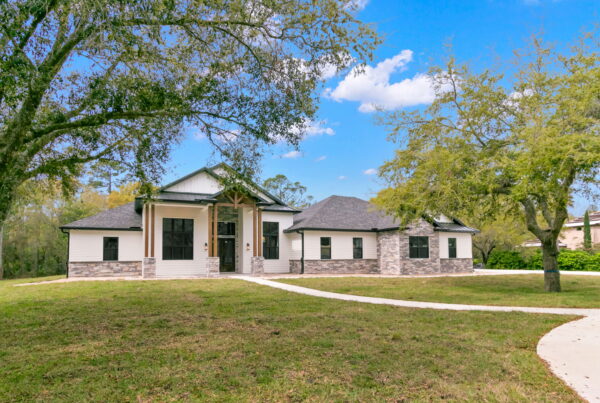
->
218, 238, 236, 272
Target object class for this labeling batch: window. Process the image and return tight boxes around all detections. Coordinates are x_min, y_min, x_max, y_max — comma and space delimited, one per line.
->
353, 237, 363, 259
163, 218, 194, 260
320, 237, 331, 259
448, 237, 457, 259
103, 237, 119, 261
409, 236, 429, 259
218, 222, 235, 236
263, 222, 279, 260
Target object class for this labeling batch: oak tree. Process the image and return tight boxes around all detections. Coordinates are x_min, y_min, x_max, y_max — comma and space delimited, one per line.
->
374, 38, 600, 292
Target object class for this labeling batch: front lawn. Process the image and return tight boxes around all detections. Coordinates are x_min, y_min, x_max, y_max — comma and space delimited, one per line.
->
278, 274, 600, 308
0, 277, 580, 401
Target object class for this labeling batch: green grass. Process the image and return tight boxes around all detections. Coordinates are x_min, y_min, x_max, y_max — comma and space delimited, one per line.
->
278, 274, 600, 308
0, 277, 581, 402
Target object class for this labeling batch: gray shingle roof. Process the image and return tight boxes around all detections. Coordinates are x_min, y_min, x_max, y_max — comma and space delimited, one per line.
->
152, 192, 217, 203
61, 202, 142, 231
284, 195, 477, 233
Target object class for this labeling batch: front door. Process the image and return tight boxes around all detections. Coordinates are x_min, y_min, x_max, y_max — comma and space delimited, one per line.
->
218, 238, 236, 272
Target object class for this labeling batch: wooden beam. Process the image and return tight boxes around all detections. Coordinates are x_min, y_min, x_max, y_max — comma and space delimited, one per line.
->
150, 204, 155, 257
252, 206, 257, 256
258, 209, 263, 257
213, 205, 218, 257
208, 206, 213, 257
144, 204, 149, 257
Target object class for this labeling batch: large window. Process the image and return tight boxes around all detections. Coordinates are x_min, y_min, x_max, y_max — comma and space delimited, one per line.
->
163, 218, 194, 260
320, 237, 331, 259
409, 236, 429, 259
448, 237, 457, 259
263, 222, 279, 260
103, 237, 119, 261
353, 237, 363, 259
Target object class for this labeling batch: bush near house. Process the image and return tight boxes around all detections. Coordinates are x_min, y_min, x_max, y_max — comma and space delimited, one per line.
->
487, 249, 600, 271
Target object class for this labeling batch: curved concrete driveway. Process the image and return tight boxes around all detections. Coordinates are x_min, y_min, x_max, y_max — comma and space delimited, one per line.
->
240, 277, 600, 402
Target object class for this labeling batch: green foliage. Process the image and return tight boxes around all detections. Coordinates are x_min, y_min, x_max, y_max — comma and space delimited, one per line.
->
487, 251, 527, 270
583, 210, 592, 250
486, 249, 600, 271
373, 35, 600, 290
262, 174, 314, 209
2, 181, 107, 279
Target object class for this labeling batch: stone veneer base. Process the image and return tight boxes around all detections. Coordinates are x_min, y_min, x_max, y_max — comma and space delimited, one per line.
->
290, 259, 379, 274
69, 261, 142, 277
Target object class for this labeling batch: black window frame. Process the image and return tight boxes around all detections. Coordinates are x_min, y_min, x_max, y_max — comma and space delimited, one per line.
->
320, 237, 331, 260
162, 218, 194, 260
409, 236, 429, 259
448, 237, 457, 259
103, 237, 119, 261
263, 221, 279, 260
353, 237, 363, 259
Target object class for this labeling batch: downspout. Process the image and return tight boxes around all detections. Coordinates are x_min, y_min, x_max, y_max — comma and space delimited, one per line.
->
61, 228, 70, 278
296, 230, 305, 274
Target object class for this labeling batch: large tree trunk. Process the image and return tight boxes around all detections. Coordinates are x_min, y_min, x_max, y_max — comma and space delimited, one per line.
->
541, 239, 561, 292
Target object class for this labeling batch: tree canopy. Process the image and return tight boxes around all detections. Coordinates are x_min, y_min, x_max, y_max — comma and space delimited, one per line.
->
263, 174, 313, 209
0, 0, 378, 277
373, 37, 600, 291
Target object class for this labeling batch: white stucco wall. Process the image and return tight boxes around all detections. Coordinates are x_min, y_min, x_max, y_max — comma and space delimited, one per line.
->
261, 211, 295, 273
153, 204, 210, 277
438, 232, 473, 259
298, 230, 378, 260
68, 230, 143, 262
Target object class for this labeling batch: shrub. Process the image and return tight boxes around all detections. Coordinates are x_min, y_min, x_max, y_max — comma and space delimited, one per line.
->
557, 250, 591, 271
487, 250, 527, 269
486, 249, 600, 271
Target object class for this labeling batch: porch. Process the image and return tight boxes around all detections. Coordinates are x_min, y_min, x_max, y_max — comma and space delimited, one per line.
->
141, 192, 266, 278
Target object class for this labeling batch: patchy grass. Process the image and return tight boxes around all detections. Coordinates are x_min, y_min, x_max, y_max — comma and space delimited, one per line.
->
278, 274, 600, 308
0, 277, 581, 401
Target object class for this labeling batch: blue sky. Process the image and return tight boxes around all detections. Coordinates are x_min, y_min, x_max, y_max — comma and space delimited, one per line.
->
165, 0, 599, 215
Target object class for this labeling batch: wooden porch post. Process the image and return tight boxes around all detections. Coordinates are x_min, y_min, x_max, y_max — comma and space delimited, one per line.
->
208, 206, 213, 257
258, 209, 263, 257
212, 205, 218, 257
144, 204, 149, 257
252, 206, 257, 256
150, 204, 155, 258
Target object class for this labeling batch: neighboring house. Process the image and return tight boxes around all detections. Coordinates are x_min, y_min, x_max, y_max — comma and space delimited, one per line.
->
61, 164, 478, 278
559, 212, 600, 250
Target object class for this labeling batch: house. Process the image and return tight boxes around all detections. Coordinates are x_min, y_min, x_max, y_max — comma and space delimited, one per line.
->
61, 164, 478, 278
559, 212, 600, 250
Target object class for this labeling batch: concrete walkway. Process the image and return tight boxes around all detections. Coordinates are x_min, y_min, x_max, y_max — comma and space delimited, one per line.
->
240, 276, 600, 402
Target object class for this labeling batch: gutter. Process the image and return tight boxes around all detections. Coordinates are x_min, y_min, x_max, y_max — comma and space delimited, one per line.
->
61, 228, 70, 278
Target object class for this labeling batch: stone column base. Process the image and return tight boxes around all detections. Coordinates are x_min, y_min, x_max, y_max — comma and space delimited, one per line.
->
142, 257, 156, 278
207, 257, 220, 277
251, 256, 264, 275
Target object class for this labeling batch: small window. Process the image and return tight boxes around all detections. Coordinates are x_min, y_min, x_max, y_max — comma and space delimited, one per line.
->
163, 218, 194, 260
409, 236, 429, 259
448, 237, 457, 259
218, 222, 235, 236
320, 237, 331, 259
353, 237, 363, 259
263, 222, 279, 260
103, 237, 119, 261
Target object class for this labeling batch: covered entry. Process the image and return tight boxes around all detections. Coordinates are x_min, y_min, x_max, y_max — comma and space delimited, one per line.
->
208, 192, 263, 274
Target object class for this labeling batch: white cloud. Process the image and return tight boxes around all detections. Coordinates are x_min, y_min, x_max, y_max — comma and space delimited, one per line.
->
363, 168, 377, 175
281, 150, 302, 159
346, 0, 369, 11
288, 118, 335, 140
338, 175, 347, 180
327, 50, 438, 113
315, 155, 327, 162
